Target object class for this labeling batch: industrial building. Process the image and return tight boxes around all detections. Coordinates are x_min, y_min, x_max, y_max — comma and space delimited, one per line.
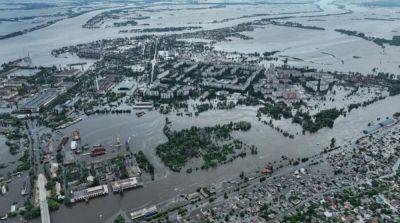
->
70, 184, 109, 203
95, 76, 116, 95
363, 118, 397, 135
77, 48, 102, 59
111, 177, 142, 192
19, 88, 59, 113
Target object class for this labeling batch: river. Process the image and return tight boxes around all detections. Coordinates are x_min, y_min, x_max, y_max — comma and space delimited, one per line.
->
37, 94, 400, 223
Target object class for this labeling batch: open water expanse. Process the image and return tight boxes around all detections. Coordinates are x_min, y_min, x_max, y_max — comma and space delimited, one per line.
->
0, 0, 399, 74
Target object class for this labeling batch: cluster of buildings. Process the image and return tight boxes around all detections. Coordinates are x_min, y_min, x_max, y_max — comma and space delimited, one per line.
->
68, 176, 143, 203
52, 152, 145, 204
44, 30, 361, 120
0, 80, 24, 102
0, 57, 34, 104
144, 121, 400, 223
254, 64, 338, 101
201, 65, 263, 92
0, 57, 81, 115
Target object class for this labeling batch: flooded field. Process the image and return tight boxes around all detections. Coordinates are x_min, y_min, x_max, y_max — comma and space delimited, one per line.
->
2, 0, 399, 75
215, 15, 400, 74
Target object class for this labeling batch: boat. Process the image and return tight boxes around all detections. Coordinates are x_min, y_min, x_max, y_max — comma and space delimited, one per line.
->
136, 111, 145, 117
21, 181, 28, 196
47, 139, 53, 154
72, 130, 80, 141
112, 135, 122, 147
0, 214, 7, 220
61, 137, 69, 145
58, 136, 69, 151
116, 136, 121, 146
125, 140, 130, 150
71, 141, 78, 150
90, 147, 106, 157
125, 136, 132, 150
1, 185, 7, 195
262, 164, 273, 175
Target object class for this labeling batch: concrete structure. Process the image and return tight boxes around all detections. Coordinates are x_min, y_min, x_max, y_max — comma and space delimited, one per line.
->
282, 90, 298, 100
115, 79, 135, 92
0, 88, 18, 100
19, 88, 59, 113
363, 118, 397, 134
95, 76, 115, 95
133, 101, 153, 109
63, 150, 75, 166
54, 69, 81, 78
202, 68, 263, 92
111, 177, 142, 192
130, 206, 158, 220
305, 81, 319, 92
38, 174, 51, 223
70, 185, 109, 203
319, 82, 329, 91
160, 92, 174, 100
77, 48, 102, 59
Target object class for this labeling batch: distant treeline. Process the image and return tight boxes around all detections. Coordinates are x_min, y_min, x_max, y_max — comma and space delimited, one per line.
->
335, 29, 400, 47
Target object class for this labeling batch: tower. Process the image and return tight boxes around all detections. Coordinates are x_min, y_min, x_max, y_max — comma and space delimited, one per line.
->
150, 38, 158, 84
95, 76, 100, 91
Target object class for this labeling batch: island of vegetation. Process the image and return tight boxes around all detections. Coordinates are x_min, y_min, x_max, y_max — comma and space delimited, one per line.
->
120, 26, 202, 33
270, 21, 325, 30
134, 151, 155, 180
335, 29, 400, 47
156, 119, 255, 172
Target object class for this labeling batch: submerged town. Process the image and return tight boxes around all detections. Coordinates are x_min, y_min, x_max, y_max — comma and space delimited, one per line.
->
0, 0, 400, 222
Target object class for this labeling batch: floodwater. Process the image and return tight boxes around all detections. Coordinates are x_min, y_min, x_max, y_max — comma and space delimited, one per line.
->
0, 6, 132, 67
0, 135, 15, 164
214, 0, 400, 74
3, 0, 399, 75
1, 0, 400, 221
0, 1, 318, 67
41, 94, 400, 223
215, 18, 400, 74
0, 135, 28, 220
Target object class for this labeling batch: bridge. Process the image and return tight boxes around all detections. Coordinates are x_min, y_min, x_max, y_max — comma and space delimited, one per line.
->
38, 174, 51, 223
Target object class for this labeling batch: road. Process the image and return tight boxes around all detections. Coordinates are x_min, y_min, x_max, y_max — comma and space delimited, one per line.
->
38, 173, 51, 223
380, 158, 400, 179
27, 120, 51, 223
